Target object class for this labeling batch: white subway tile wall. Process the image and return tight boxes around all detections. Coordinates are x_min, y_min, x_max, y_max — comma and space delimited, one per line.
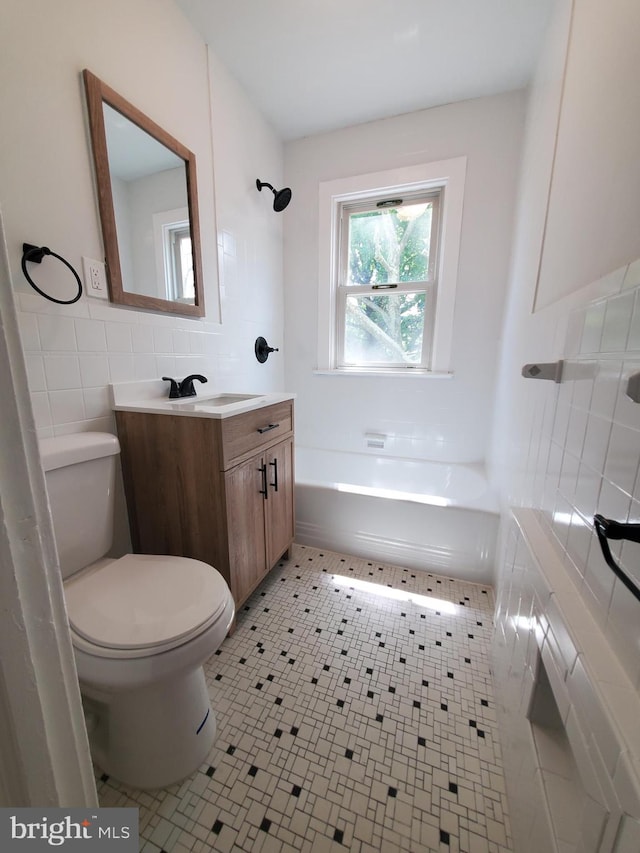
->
493, 511, 640, 853
17, 291, 222, 438
514, 269, 640, 688
493, 263, 640, 853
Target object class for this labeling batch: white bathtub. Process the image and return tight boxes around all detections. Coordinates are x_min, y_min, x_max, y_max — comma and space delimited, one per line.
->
295, 447, 499, 584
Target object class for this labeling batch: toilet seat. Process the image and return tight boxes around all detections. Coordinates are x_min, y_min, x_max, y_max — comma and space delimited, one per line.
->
64, 554, 230, 658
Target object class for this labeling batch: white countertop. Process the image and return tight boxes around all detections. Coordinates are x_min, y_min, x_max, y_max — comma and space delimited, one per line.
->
110, 380, 295, 419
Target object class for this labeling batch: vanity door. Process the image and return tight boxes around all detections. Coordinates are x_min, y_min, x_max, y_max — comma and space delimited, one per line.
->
264, 437, 295, 568
224, 454, 267, 605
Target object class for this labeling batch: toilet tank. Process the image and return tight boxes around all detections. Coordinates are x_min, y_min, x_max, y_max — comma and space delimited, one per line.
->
39, 433, 120, 579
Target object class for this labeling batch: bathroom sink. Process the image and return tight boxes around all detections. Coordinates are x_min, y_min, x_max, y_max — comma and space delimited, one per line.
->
166, 393, 265, 411
169, 393, 262, 407
110, 381, 294, 419
203, 393, 262, 406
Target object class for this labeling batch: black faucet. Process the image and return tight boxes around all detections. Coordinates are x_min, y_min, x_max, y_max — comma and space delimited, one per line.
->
162, 375, 208, 399
162, 376, 180, 398
178, 374, 208, 398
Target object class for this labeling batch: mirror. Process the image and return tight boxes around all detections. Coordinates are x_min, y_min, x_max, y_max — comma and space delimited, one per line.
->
83, 69, 205, 317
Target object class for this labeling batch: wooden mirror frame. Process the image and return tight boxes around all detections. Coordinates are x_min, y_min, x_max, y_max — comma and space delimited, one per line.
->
83, 69, 205, 317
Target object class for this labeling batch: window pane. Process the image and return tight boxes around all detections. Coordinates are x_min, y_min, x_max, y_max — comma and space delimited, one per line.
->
344, 292, 425, 364
347, 202, 433, 286
177, 234, 194, 299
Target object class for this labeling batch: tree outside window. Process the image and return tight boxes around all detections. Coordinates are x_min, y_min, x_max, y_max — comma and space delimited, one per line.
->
338, 193, 440, 369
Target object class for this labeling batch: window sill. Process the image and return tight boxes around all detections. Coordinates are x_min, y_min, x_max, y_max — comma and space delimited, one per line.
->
313, 368, 454, 379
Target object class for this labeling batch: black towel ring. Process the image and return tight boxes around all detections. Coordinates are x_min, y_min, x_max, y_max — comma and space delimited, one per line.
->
21, 243, 83, 305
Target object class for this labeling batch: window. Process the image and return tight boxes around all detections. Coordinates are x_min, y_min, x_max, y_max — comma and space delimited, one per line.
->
165, 224, 195, 302
153, 207, 195, 303
318, 158, 466, 375
338, 190, 440, 369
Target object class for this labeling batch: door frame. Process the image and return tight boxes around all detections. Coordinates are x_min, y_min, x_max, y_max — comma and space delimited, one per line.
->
0, 206, 97, 807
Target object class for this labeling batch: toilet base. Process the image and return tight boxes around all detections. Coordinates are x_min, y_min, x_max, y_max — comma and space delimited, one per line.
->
83, 666, 216, 789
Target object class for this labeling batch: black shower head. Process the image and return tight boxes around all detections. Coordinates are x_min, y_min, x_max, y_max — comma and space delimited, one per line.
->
256, 179, 292, 212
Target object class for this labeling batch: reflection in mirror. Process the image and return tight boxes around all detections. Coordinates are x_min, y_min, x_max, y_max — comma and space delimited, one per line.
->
103, 104, 193, 301
83, 70, 205, 317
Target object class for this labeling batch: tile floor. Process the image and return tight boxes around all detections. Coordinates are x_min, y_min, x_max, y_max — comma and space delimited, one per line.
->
96, 544, 513, 853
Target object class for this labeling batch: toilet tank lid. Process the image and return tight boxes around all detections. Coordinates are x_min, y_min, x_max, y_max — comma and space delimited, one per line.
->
39, 432, 120, 472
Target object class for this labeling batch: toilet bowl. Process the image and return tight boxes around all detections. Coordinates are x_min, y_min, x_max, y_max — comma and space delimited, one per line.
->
39, 432, 235, 789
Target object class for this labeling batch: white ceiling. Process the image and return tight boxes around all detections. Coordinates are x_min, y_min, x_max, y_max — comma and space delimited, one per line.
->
177, 0, 554, 141
104, 104, 184, 181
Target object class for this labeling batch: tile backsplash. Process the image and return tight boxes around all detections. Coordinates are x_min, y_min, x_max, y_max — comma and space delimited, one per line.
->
18, 291, 222, 438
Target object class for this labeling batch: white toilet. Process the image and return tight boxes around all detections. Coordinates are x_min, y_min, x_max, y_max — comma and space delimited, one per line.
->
39, 431, 235, 790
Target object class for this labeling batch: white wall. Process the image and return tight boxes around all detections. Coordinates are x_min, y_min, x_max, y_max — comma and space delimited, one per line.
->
491, 0, 640, 845
491, 0, 640, 599
284, 91, 525, 464
0, 0, 285, 444
0, 0, 286, 562
534, 0, 640, 308
489, 0, 574, 509
0, 0, 286, 800
207, 49, 287, 390
127, 166, 188, 299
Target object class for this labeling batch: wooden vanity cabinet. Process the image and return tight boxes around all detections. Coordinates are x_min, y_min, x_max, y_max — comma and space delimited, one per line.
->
115, 401, 294, 608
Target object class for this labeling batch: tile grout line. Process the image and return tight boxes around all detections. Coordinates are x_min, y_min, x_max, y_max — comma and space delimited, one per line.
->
97, 543, 512, 853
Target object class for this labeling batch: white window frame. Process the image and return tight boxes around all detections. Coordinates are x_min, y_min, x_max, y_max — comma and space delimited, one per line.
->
337, 189, 441, 370
152, 206, 193, 302
317, 157, 466, 375
167, 225, 194, 302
